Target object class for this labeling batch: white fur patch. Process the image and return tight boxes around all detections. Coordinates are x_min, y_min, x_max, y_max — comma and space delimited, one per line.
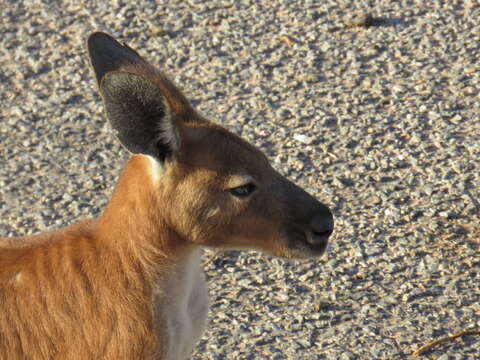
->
14, 272, 22, 283
147, 155, 164, 182
153, 249, 209, 359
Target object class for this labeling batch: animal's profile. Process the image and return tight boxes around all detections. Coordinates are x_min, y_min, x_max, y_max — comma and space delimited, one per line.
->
0, 32, 334, 360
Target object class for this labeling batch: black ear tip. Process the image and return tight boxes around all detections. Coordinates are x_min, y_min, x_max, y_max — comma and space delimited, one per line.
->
87, 32, 144, 84
87, 32, 119, 55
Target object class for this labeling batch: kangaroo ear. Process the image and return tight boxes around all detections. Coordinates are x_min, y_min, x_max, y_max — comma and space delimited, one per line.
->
88, 32, 204, 125
87, 32, 144, 84
100, 71, 181, 160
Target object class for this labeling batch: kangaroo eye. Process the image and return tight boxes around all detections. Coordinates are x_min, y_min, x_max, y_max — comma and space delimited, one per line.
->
229, 183, 257, 199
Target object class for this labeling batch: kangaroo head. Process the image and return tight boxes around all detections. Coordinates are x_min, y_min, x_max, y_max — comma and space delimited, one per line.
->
87, 32, 333, 259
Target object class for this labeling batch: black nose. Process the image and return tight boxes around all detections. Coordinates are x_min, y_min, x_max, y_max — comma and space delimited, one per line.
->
305, 208, 334, 248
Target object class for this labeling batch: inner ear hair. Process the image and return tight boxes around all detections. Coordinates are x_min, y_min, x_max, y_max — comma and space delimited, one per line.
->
100, 71, 181, 161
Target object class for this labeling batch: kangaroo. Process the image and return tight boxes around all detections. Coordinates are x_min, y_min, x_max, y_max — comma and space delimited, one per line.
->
0, 32, 334, 360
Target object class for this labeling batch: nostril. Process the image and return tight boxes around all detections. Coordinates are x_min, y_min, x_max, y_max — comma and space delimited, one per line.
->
312, 229, 333, 238
306, 211, 334, 246
307, 228, 332, 246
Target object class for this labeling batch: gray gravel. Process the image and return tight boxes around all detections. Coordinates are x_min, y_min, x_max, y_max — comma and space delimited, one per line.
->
1, 0, 479, 359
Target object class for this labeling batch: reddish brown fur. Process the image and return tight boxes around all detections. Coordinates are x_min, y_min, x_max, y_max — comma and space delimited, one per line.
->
0, 130, 287, 359
1, 33, 333, 359
1, 157, 173, 359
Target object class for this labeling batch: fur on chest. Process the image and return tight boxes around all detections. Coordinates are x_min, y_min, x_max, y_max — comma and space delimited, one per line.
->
152, 249, 209, 360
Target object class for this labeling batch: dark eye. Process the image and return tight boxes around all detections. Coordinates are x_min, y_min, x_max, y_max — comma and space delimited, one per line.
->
229, 183, 257, 198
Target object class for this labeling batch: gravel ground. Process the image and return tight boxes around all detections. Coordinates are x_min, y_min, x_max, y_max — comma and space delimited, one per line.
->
1, 0, 479, 359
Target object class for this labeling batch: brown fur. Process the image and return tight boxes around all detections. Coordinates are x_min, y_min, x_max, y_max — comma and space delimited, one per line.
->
1, 157, 168, 359
0, 33, 333, 359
